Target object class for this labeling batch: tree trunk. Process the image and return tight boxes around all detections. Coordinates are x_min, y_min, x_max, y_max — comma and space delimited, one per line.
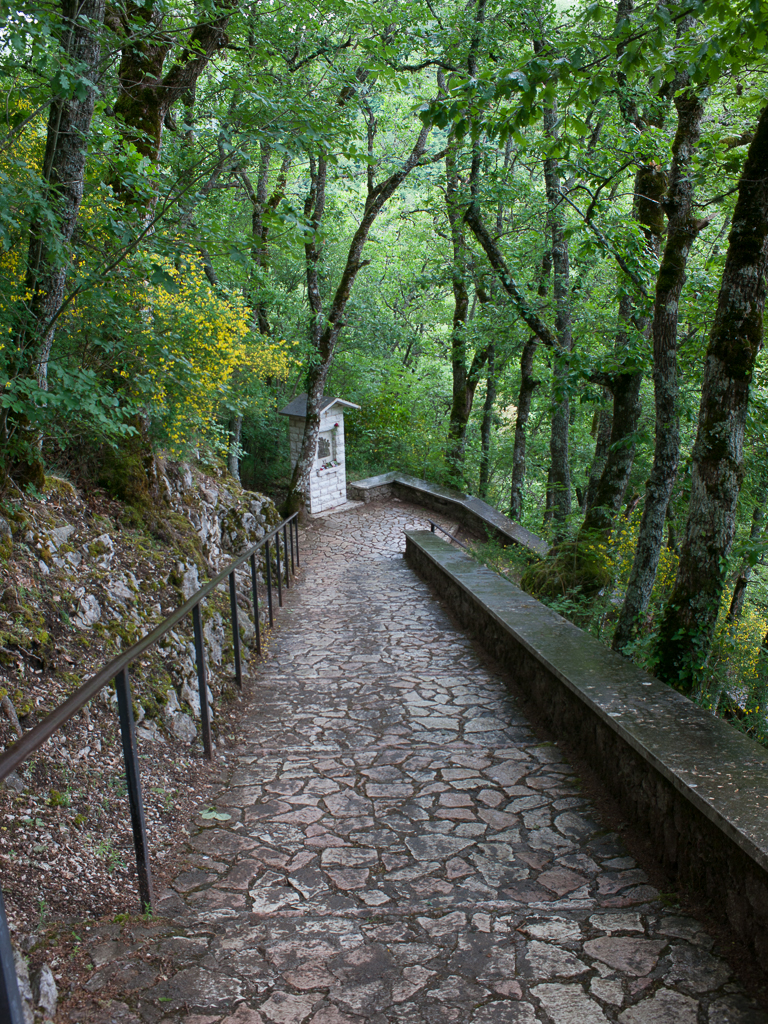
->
541, 99, 573, 532
508, 249, 550, 521
240, 145, 292, 336
576, 0, 675, 530
113, 0, 234, 168
444, 130, 472, 480
580, 163, 665, 537
726, 498, 765, 621
583, 364, 642, 533
654, 101, 768, 690
758, 629, 768, 686
478, 345, 496, 499
509, 337, 539, 520
443, 4, 487, 484
464, 205, 556, 348
612, 87, 706, 653
584, 398, 613, 513
251, 141, 272, 335
579, 0, 670, 538
227, 414, 243, 482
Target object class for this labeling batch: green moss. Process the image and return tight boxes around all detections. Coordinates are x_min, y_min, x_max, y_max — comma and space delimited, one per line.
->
106, 620, 141, 646
521, 536, 613, 603
7, 508, 29, 534
97, 433, 152, 507
43, 476, 77, 500
12, 688, 34, 716
20, 602, 43, 628
141, 671, 174, 720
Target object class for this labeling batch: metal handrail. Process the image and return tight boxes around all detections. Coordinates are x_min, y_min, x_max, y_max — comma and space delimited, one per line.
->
0, 512, 301, 1024
428, 519, 470, 551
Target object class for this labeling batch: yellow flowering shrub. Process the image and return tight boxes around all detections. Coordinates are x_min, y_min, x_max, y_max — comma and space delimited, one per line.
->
145, 259, 298, 455
610, 509, 680, 604
0, 101, 46, 351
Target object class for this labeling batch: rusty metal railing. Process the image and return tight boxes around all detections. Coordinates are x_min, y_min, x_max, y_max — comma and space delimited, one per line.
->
0, 513, 300, 1023
427, 518, 470, 551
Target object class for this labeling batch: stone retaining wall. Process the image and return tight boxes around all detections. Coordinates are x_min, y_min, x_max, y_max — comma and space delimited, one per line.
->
348, 472, 548, 557
405, 529, 768, 965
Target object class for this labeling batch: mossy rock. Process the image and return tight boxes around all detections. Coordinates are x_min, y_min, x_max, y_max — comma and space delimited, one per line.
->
43, 475, 77, 500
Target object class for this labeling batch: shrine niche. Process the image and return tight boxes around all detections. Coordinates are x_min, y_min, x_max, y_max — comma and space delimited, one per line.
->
279, 394, 360, 513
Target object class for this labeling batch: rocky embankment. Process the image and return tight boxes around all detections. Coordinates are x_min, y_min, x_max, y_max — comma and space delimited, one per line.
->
0, 459, 281, 1021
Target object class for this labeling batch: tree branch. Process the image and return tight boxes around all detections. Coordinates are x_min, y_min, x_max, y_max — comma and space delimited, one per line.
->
464, 203, 556, 347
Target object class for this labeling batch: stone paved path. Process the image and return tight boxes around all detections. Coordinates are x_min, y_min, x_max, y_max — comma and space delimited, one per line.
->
76, 502, 766, 1024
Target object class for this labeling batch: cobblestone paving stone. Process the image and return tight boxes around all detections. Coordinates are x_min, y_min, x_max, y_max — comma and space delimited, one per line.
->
75, 501, 767, 1024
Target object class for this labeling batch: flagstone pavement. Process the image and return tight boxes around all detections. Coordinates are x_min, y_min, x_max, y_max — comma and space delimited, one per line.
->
73, 500, 766, 1024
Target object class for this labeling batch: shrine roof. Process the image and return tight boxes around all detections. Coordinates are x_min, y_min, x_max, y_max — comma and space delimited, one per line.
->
278, 394, 361, 418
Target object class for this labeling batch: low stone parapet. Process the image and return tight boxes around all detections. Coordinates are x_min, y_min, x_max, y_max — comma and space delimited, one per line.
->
348, 472, 548, 557
405, 528, 768, 964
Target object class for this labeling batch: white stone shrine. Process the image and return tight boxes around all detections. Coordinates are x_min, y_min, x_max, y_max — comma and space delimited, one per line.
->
279, 394, 360, 514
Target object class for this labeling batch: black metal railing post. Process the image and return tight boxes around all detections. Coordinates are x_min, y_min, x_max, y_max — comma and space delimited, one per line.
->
294, 518, 300, 568
114, 667, 153, 912
280, 528, 286, 606
0, 889, 24, 1024
228, 571, 242, 690
192, 605, 213, 759
265, 540, 274, 627
283, 524, 290, 588
289, 520, 296, 575
250, 553, 261, 655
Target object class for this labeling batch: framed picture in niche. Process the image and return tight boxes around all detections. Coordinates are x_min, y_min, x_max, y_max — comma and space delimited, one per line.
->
317, 432, 333, 460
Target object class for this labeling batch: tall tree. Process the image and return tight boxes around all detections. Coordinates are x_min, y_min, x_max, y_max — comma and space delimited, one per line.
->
478, 344, 496, 499
538, 55, 573, 532
654, 100, 768, 690
578, 161, 666, 540
578, 0, 668, 539
726, 492, 767, 622
283, 115, 435, 516
443, 1, 491, 485
2, 0, 106, 486
612, 83, 707, 653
